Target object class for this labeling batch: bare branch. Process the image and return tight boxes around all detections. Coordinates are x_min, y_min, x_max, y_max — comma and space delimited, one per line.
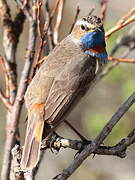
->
53, 92, 135, 179
117, 7, 135, 25
99, 0, 108, 23
0, 55, 10, 97
0, 89, 12, 110
36, 0, 42, 38
32, 0, 61, 77
69, 5, 80, 34
108, 56, 135, 63
53, 0, 65, 45
45, 1, 55, 50
42, 129, 135, 159
11, 145, 25, 180
1, 1, 37, 179
99, 46, 134, 80
105, 7, 135, 39
0, 0, 17, 102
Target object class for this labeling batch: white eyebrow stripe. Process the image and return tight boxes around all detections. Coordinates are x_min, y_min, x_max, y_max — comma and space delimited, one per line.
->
76, 20, 85, 25
76, 20, 95, 28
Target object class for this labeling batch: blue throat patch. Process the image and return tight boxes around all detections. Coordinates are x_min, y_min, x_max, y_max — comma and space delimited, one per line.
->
80, 31, 108, 64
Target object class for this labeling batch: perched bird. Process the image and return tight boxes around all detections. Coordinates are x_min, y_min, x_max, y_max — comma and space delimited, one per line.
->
20, 15, 108, 170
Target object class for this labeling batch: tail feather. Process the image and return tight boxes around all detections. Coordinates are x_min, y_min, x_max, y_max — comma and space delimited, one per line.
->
20, 103, 45, 170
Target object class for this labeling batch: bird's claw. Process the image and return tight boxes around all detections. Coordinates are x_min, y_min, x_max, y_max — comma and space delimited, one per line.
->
49, 132, 61, 154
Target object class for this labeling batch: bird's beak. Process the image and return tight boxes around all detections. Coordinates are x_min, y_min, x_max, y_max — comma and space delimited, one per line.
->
95, 27, 102, 32
88, 27, 101, 33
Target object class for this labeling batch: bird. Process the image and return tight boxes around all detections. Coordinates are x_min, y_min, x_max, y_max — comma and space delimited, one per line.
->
20, 15, 108, 170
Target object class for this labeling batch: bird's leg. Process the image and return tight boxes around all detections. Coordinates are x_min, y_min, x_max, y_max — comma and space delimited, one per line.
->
64, 120, 88, 142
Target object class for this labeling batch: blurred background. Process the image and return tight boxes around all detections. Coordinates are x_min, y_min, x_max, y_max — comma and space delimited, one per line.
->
0, 0, 135, 179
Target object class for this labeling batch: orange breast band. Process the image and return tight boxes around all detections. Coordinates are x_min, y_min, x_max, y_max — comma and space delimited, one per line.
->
88, 46, 105, 53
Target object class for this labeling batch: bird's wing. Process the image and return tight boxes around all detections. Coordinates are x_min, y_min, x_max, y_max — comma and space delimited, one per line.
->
45, 54, 97, 125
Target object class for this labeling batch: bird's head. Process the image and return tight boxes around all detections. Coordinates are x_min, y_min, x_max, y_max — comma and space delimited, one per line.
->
71, 15, 104, 42
71, 15, 108, 64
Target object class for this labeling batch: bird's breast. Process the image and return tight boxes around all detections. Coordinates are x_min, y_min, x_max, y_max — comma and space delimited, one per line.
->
88, 45, 106, 54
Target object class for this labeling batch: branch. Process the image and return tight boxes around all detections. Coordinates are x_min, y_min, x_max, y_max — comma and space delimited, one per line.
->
44, 1, 55, 50
108, 56, 135, 63
0, 89, 12, 111
11, 145, 33, 180
0, 1, 25, 102
32, 0, 60, 77
53, 92, 135, 179
0, 0, 17, 103
1, 1, 37, 179
99, 46, 134, 80
69, 5, 80, 34
105, 7, 135, 39
0, 55, 10, 97
99, 0, 108, 23
53, 0, 65, 45
11, 145, 25, 180
42, 129, 135, 159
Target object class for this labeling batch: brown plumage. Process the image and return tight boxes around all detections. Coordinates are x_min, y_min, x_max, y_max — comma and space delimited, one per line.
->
20, 15, 106, 170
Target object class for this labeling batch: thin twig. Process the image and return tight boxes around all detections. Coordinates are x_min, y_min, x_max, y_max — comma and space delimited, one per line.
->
0, 55, 10, 97
117, 7, 135, 25
99, 0, 108, 23
99, 46, 134, 80
64, 120, 87, 141
0, 89, 12, 110
0, 0, 17, 103
105, 12, 135, 39
69, 5, 80, 34
36, 0, 42, 38
32, 0, 61, 77
108, 56, 135, 63
53, 0, 65, 45
45, 1, 55, 50
53, 92, 135, 179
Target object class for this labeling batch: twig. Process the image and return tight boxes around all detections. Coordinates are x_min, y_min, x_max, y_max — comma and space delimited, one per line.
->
99, 0, 108, 23
0, 55, 10, 97
36, 0, 42, 38
0, 0, 17, 103
99, 47, 134, 80
108, 56, 135, 63
11, 145, 25, 180
32, 0, 60, 77
69, 5, 80, 34
11, 145, 33, 180
117, 7, 135, 25
45, 1, 55, 50
53, 0, 65, 45
53, 92, 135, 179
64, 120, 87, 141
105, 12, 135, 39
50, 0, 60, 18
0, 89, 12, 111
99, 61, 119, 79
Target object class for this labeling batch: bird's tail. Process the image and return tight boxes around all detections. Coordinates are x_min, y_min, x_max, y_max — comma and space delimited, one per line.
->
20, 103, 45, 170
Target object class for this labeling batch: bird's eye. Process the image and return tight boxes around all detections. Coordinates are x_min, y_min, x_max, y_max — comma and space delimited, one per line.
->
81, 25, 86, 31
